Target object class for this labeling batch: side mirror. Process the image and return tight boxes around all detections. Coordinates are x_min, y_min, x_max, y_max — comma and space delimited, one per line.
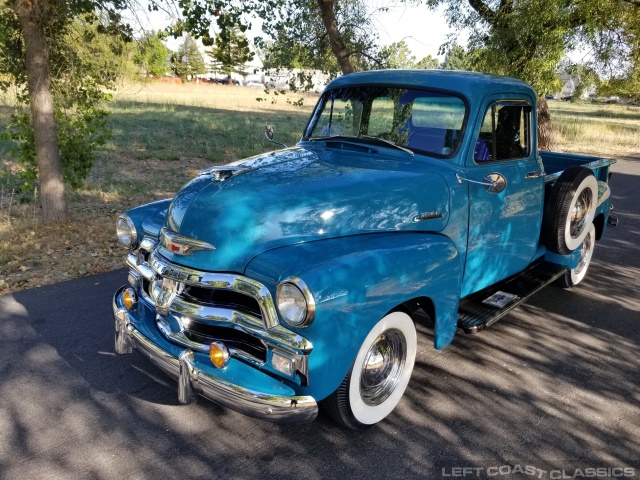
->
265, 122, 274, 141
263, 122, 288, 148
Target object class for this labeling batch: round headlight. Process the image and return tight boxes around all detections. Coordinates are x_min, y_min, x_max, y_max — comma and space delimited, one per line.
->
276, 278, 315, 327
116, 215, 137, 249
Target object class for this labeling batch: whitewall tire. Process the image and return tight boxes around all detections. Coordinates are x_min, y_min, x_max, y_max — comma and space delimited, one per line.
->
321, 311, 417, 429
558, 223, 596, 289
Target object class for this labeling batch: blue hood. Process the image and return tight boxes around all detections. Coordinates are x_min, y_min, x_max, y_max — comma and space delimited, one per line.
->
160, 146, 450, 273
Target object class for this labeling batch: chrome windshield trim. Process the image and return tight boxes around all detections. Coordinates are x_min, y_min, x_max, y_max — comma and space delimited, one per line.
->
149, 251, 280, 330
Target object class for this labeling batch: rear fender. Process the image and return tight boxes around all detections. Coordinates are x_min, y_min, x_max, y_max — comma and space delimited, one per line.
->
245, 232, 461, 401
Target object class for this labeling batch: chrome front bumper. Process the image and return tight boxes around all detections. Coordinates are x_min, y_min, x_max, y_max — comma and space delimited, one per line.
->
113, 289, 318, 424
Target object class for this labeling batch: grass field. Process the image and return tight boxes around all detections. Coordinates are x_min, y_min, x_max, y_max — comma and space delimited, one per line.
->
549, 100, 640, 157
0, 81, 639, 294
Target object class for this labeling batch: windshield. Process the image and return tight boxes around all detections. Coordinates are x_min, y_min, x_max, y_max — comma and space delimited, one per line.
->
304, 86, 467, 157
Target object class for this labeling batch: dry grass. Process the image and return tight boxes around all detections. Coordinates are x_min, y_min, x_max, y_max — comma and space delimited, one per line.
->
0, 84, 638, 295
549, 101, 640, 157
0, 82, 317, 294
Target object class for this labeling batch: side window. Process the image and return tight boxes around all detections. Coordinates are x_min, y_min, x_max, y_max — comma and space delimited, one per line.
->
474, 102, 531, 162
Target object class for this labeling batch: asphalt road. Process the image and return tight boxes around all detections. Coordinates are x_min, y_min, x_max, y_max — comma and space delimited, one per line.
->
1, 157, 638, 480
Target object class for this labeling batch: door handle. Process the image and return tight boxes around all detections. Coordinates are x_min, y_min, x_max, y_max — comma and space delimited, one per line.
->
525, 171, 546, 179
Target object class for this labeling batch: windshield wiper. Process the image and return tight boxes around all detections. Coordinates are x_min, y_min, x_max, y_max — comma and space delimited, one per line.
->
357, 135, 414, 156
308, 135, 357, 142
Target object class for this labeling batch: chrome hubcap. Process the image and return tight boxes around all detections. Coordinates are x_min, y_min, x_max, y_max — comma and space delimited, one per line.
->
575, 231, 593, 275
360, 329, 407, 406
570, 189, 593, 239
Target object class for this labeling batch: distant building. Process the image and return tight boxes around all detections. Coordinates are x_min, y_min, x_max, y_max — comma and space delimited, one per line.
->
556, 74, 596, 99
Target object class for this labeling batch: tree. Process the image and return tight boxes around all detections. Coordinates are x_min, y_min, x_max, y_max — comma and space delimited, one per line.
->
424, 0, 640, 149
253, 0, 380, 81
378, 41, 440, 69
415, 55, 440, 69
1, 1, 129, 222
441, 44, 474, 70
207, 27, 254, 82
134, 33, 170, 77
170, 34, 206, 80
378, 41, 417, 69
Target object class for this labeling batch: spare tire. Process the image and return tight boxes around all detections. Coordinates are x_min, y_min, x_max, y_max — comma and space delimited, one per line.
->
543, 166, 598, 255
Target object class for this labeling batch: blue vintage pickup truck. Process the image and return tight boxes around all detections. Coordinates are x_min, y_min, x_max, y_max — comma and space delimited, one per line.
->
112, 70, 616, 429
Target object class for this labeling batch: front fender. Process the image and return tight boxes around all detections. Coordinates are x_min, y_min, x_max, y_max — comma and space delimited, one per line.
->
244, 232, 461, 401
125, 198, 172, 240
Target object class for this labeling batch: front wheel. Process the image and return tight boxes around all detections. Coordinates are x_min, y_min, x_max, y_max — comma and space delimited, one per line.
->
557, 223, 596, 288
321, 312, 417, 430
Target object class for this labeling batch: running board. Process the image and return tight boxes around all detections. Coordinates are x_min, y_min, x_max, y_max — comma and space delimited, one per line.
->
458, 262, 568, 334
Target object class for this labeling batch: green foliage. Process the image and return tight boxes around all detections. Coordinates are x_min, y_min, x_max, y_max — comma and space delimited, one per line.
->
441, 44, 474, 71
378, 41, 440, 70
134, 33, 170, 77
207, 27, 254, 78
378, 41, 417, 69
255, 0, 379, 84
427, 0, 639, 97
170, 34, 206, 80
415, 55, 440, 69
6, 105, 109, 190
0, 14, 122, 191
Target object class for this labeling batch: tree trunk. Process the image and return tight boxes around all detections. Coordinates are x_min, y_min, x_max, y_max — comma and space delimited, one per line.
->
316, 0, 354, 75
537, 96, 554, 151
13, 0, 68, 223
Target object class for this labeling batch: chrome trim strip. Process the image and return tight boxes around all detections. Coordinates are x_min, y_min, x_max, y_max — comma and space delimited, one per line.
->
149, 251, 280, 330
127, 253, 155, 281
113, 294, 317, 424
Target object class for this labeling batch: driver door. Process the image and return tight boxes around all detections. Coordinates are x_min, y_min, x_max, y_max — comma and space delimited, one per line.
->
461, 97, 545, 297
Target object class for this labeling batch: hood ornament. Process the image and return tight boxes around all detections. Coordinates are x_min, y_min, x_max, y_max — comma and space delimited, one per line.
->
160, 227, 216, 256
198, 165, 253, 181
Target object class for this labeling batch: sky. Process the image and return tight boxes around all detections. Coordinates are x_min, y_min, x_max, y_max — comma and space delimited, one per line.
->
133, 0, 461, 62
367, 2, 462, 60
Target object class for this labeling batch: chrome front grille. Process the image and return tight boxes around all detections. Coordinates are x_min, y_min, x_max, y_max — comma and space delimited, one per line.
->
126, 240, 312, 384
181, 285, 262, 318
183, 322, 267, 362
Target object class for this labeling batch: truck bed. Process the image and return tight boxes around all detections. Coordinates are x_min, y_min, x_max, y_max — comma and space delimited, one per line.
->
539, 150, 615, 183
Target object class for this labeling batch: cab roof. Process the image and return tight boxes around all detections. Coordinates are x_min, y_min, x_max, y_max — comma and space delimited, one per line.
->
325, 70, 535, 100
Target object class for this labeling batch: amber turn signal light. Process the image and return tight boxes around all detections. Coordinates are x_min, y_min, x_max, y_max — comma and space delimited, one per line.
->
209, 341, 230, 368
123, 288, 137, 309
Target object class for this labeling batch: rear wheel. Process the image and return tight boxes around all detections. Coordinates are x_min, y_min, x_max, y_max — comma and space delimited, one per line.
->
321, 312, 417, 430
543, 166, 598, 255
557, 223, 596, 288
